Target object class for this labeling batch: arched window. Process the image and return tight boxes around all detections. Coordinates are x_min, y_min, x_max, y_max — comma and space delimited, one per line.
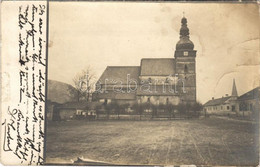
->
166, 98, 169, 104
184, 65, 188, 73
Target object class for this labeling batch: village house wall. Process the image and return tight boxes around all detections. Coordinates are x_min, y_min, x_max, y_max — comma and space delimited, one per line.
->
59, 109, 75, 120
236, 98, 259, 117
204, 104, 234, 115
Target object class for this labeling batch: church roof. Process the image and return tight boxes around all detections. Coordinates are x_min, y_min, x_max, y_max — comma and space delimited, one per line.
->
204, 96, 231, 107
140, 58, 175, 76
98, 66, 140, 85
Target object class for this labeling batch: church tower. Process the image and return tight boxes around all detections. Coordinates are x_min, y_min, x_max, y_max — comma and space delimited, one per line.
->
174, 16, 197, 103
231, 79, 238, 97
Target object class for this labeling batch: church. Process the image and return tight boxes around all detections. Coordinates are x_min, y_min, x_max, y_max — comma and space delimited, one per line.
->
94, 17, 197, 106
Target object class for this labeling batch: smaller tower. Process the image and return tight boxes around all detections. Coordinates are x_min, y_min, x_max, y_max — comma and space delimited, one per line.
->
231, 79, 238, 97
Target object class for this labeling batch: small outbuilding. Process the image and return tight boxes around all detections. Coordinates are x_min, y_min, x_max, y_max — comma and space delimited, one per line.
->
55, 101, 103, 120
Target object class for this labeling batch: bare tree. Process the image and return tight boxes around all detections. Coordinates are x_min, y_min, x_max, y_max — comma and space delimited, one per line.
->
73, 66, 96, 102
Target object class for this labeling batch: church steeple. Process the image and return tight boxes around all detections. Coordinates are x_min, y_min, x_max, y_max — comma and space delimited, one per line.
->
174, 15, 197, 103
180, 17, 189, 37
231, 79, 238, 97
176, 16, 194, 51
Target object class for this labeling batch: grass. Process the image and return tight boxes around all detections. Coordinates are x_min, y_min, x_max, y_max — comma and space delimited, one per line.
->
45, 117, 259, 166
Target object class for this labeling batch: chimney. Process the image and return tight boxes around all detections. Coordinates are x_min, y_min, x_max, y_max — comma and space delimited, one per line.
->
212, 97, 214, 100
226, 94, 228, 97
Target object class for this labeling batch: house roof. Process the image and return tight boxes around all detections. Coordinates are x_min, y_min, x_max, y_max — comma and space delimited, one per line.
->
98, 66, 140, 85
237, 87, 259, 101
58, 101, 103, 110
140, 58, 175, 76
204, 96, 231, 107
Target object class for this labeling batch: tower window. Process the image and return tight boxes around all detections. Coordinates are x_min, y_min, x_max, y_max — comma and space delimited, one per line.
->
184, 51, 188, 56
184, 65, 188, 73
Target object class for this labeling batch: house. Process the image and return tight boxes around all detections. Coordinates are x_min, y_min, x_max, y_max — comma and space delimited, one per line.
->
204, 79, 259, 119
236, 87, 259, 118
94, 16, 197, 106
55, 101, 103, 120
203, 79, 238, 115
46, 100, 61, 121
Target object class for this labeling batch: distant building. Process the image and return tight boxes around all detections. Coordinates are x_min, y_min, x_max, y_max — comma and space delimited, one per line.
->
236, 87, 259, 118
52, 101, 103, 120
46, 100, 61, 121
95, 16, 197, 106
204, 79, 259, 118
203, 79, 238, 115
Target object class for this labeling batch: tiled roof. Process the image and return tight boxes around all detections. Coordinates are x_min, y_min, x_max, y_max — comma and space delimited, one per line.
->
238, 87, 259, 101
98, 66, 140, 85
140, 58, 175, 76
204, 96, 231, 107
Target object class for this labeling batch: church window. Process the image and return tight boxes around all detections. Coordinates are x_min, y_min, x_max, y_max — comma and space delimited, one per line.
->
184, 51, 188, 56
184, 65, 188, 73
166, 98, 169, 104
227, 106, 230, 110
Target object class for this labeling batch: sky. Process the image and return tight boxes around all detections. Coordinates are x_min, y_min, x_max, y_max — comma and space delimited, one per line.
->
48, 2, 260, 103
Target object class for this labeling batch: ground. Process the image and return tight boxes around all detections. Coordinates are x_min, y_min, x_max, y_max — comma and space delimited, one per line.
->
46, 117, 259, 166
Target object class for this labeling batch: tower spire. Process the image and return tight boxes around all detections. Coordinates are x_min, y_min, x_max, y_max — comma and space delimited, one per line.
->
231, 79, 238, 96
175, 16, 194, 50
180, 16, 189, 38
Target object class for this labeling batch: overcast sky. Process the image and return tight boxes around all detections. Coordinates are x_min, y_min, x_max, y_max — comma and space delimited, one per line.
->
48, 2, 259, 103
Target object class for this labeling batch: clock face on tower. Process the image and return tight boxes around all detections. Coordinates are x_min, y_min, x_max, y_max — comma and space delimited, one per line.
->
184, 51, 188, 56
